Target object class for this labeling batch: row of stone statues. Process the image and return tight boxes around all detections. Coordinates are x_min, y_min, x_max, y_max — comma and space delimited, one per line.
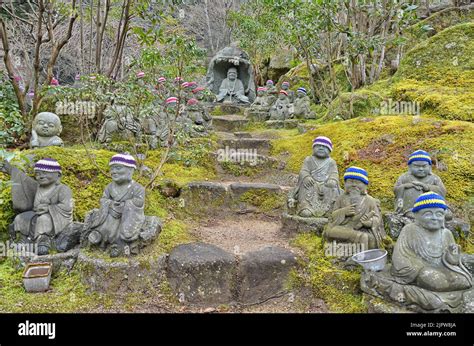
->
0, 154, 161, 257
248, 84, 314, 121
286, 137, 473, 312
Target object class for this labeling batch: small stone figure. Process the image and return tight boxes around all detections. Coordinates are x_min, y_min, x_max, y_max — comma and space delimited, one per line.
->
139, 105, 159, 149
324, 167, 385, 250
0, 158, 73, 255
269, 90, 290, 120
216, 67, 249, 104
265, 79, 276, 93
386, 150, 448, 238
250, 87, 271, 111
30, 112, 64, 148
82, 154, 161, 257
183, 98, 212, 136
288, 136, 341, 218
361, 192, 474, 312
293, 87, 315, 119
281, 81, 294, 103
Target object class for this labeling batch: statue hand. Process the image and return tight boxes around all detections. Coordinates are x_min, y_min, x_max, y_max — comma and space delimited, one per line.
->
288, 198, 296, 209
35, 204, 49, 215
303, 177, 315, 189
360, 213, 373, 227
344, 204, 357, 217
325, 180, 337, 189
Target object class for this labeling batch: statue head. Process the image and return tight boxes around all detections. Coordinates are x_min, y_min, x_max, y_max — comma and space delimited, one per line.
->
227, 67, 238, 81
109, 153, 136, 185
33, 112, 62, 137
266, 80, 274, 88
312, 136, 332, 158
34, 158, 61, 187
408, 150, 432, 178
413, 192, 448, 231
297, 87, 307, 98
281, 81, 290, 90
343, 167, 369, 195
278, 90, 288, 100
257, 87, 267, 97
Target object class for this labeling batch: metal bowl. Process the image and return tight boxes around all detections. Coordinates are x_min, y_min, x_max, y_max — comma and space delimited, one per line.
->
351, 249, 387, 272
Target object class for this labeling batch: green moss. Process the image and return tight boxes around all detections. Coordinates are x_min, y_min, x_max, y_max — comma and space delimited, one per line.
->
153, 219, 193, 254
289, 233, 366, 313
272, 115, 474, 212
324, 89, 384, 120
239, 189, 285, 212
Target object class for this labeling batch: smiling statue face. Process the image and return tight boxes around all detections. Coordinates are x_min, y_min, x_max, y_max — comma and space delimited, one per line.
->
35, 170, 60, 187
34, 112, 62, 137
110, 164, 134, 184
345, 179, 367, 194
415, 207, 445, 232
409, 161, 431, 178
227, 68, 237, 81
312, 144, 330, 159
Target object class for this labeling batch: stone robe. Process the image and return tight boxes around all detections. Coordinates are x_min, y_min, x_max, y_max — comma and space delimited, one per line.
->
217, 78, 248, 103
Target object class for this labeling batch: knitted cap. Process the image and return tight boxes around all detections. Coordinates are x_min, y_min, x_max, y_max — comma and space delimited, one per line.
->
279, 90, 288, 96
136, 71, 145, 78
344, 166, 369, 185
412, 192, 447, 213
266, 80, 274, 85
192, 87, 205, 93
109, 153, 137, 169
408, 150, 432, 165
312, 136, 333, 152
34, 158, 61, 173
282, 81, 290, 86
50, 77, 59, 86
187, 98, 198, 106
166, 97, 178, 104
175, 77, 183, 82
157, 77, 166, 83
297, 87, 307, 94
181, 82, 190, 88
257, 87, 267, 92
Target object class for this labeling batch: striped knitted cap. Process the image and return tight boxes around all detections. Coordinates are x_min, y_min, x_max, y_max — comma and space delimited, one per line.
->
257, 87, 267, 92
412, 192, 447, 213
344, 166, 369, 185
34, 158, 61, 173
158, 77, 166, 83
50, 77, 59, 86
109, 153, 137, 169
282, 81, 290, 86
136, 71, 145, 78
279, 90, 288, 96
192, 87, 205, 93
312, 136, 333, 152
175, 76, 183, 82
166, 97, 178, 104
188, 81, 197, 87
408, 150, 432, 165
297, 87, 307, 94
266, 80, 274, 85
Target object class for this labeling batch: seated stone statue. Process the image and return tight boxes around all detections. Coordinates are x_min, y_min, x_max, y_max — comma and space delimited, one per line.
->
361, 192, 474, 313
30, 112, 64, 148
98, 97, 141, 144
288, 136, 341, 217
182, 98, 212, 136
0, 158, 73, 255
386, 150, 447, 238
324, 167, 385, 250
293, 87, 315, 119
82, 153, 160, 257
269, 90, 290, 120
216, 67, 249, 104
250, 87, 271, 111
281, 81, 295, 103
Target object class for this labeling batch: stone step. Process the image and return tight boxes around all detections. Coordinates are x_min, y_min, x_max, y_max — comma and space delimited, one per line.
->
218, 138, 271, 155
212, 115, 249, 132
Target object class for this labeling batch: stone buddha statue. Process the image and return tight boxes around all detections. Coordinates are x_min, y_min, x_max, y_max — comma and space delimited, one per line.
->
0, 158, 73, 255
361, 192, 474, 313
323, 167, 385, 250
269, 90, 290, 120
249, 87, 271, 111
82, 153, 160, 257
293, 87, 315, 119
280, 81, 294, 103
216, 67, 249, 104
288, 136, 341, 218
30, 112, 64, 148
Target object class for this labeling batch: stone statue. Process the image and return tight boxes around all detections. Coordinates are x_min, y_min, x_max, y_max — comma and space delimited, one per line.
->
293, 87, 315, 119
30, 112, 64, 148
0, 158, 73, 255
216, 67, 249, 104
82, 153, 161, 257
98, 97, 141, 144
361, 192, 474, 312
269, 90, 290, 120
139, 104, 159, 149
192, 86, 215, 103
206, 45, 256, 103
250, 87, 271, 111
288, 136, 341, 217
386, 150, 448, 238
323, 167, 385, 250
281, 81, 295, 103
183, 98, 212, 136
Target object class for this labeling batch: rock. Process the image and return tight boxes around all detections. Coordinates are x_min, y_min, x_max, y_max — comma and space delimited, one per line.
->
212, 115, 249, 132
229, 182, 282, 199
265, 120, 298, 129
76, 251, 167, 293
363, 294, 413, 313
238, 246, 298, 304
220, 138, 271, 155
267, 47, 295, 81
167, 243, 237, 305
55, 222, 83, 252
281, 213, 328, 236
180, 182, 230, 216
233, 132, 252, 138
158, 179, 181, 198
